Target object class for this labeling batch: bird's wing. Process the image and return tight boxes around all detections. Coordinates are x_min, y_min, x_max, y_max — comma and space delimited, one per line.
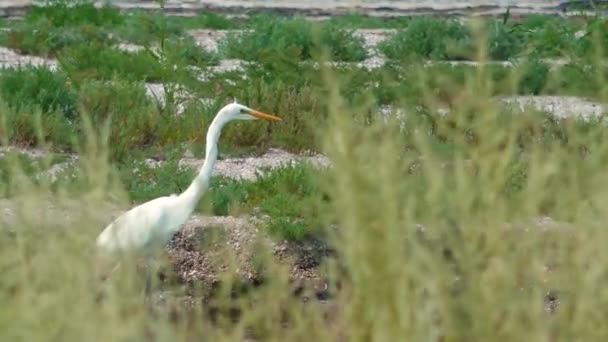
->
97, 196, 171, 251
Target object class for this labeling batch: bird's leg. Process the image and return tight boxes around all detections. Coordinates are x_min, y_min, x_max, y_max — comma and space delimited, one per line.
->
143, 253, 161, 299
95, 260, 121, 302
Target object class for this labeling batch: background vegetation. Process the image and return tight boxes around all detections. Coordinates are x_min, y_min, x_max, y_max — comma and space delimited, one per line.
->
1, 1, 608, 341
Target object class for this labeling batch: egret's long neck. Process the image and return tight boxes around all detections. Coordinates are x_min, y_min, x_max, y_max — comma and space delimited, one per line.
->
179, 116, 225, 211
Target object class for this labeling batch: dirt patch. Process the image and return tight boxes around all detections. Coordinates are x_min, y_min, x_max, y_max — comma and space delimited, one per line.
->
499, 95, 608, 120
0, 46, 58, 70
380, 95, 607, 125
188, 29, 244, 53
178, 148, 332, 181
165, 214, 333, 296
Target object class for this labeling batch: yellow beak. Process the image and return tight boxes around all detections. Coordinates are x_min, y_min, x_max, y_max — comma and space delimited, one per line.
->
250, 110, 282, 121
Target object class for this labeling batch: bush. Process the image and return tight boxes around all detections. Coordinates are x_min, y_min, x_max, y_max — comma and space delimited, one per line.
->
0, 66, 77, 118
486, 21, 524, 60
0, 105, 75, 149
164, 36, 220, 67
1, 2, 122, 56
2, 21, 114, 57
172, 11, 240, 30
220, 14, 367, 62
203, 163, 328, 241
570, 18, 608, 58
545, 62, 597, 97
517, 59, 550, 95
326, 13, 411, 29
75, 79, 161, 161
525, 19, 579, 58
379, 17, 472, 61
115, 11, 185, 45
58, 43, 165, 83
25, 2, 124, 28
118, 151, 195, 204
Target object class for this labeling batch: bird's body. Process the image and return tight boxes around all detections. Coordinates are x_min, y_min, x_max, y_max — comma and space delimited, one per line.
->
96, 102, 281, 256
96, 194, 188, 252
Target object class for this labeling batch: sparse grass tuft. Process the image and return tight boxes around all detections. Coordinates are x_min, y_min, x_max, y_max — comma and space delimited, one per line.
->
379, 17, 472, 61
0, 66, 77, 118
170, 11, 241, 30
326, 13, 411, 29
0, 3, 122, 56
58, 43, 165, 82
75, 79, 161, 161
202, 163, 328, 240
220, 14, 367, 62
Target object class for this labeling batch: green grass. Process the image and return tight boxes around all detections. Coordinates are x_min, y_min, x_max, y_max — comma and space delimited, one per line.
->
379, 17, 473, 61
377, 15, 607, 61
58, 43, 166, 83
0, 66, 77, 118
219, 14, 368, 62
168, 11, 242, 30
324, 13, 412, 29
0, 2, 121, 56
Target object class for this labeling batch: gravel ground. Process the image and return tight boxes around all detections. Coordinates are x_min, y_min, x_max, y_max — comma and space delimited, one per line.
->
499, 95, 608, 120
0, 145, 332, 182
178, 148, 331, 181
0, 46, 59, 70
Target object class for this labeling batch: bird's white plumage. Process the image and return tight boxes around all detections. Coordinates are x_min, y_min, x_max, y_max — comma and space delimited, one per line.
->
96, 102, 282, 255
97, 195, 177, 252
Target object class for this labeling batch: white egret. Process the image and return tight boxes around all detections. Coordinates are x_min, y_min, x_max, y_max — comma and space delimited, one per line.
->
95, 102, 281, 292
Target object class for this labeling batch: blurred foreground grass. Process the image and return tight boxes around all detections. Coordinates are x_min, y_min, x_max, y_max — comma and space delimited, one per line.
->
1, 9, 608, 342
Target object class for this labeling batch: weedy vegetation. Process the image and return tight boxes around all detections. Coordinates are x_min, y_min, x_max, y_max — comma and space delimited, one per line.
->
1, 1, 608, 341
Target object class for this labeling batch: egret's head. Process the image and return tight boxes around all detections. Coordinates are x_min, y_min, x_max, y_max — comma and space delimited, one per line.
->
219, 102, 282, 123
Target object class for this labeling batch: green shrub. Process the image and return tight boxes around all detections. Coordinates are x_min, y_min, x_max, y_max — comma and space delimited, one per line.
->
75, 79, 161, 161
171, 11, 240, 30
2, 21, 114, 57
204, 163, 328, 241
319, 22, 368, 61
525, 19, 579, 58
115, 11, 185, 45
326, 13, 411, 29
164, 36, 220, 67
486, 21, 524, 60
545, 62, 596, 97
0, 105, 75, 149
118, 151, 195, 204
58, 43, 165, 83
207, 177, 250, 216
516, 59, 550, 95
0, 66, 77, 118
1, 2, 122, 56
571, 18, 608, 58
379, 17, 472, 61
25, 2, 124, 28
220, 14, 367, 62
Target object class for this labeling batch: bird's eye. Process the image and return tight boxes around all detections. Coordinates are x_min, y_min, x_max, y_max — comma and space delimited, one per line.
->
240, 109, 248, 114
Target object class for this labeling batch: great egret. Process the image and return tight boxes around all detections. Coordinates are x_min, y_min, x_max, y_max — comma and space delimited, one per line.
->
95, 102, 281, 291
